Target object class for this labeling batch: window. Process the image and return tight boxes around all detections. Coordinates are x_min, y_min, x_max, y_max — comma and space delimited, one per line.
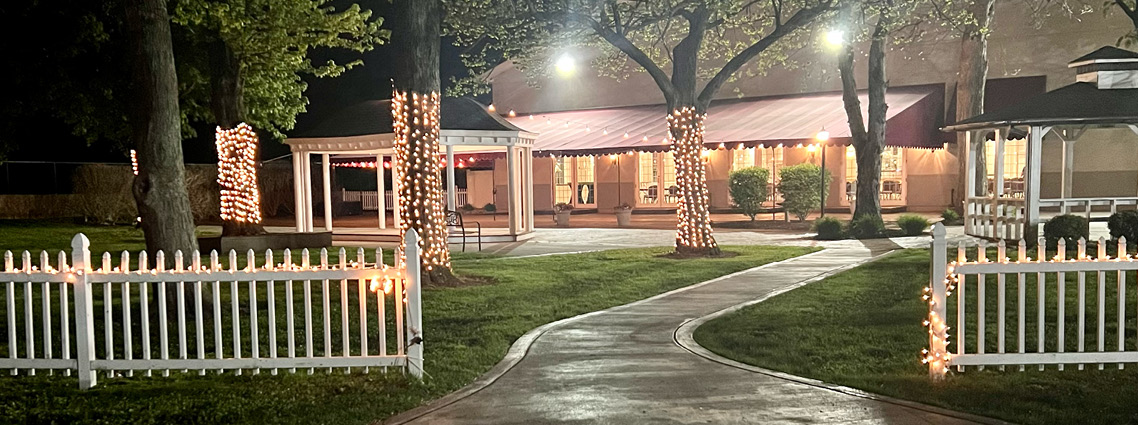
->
637, 151, 679, 206
552, 156, 596, 206
845, 146, 905, 202
984, 139, 1026, 180
731, 148, 755, 171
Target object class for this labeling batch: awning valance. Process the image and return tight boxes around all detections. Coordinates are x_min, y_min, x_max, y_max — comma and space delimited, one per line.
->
507, 85, 947, 156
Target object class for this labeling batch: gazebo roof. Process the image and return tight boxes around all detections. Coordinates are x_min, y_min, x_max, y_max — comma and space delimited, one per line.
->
292, 97, 527, 139
1069, 46, 1138, 65
943, 82, 1138, 131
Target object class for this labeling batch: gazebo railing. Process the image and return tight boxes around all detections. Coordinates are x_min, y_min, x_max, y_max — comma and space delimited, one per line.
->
1041, 197, 1138, 217
966, 196, 1026, 240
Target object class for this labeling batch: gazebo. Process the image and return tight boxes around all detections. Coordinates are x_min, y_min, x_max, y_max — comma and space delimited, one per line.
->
285, 97, 538, 241
945, 46, 1138, 240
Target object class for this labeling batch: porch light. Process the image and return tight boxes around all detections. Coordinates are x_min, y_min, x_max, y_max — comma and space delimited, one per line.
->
816, 128, 830, 142
806, 144, 817, 153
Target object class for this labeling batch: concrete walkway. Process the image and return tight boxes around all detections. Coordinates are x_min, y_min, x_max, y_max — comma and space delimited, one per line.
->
386, 240, 991, 425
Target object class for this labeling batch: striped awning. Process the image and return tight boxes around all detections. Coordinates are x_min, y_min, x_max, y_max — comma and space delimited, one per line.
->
507, 85, 947, 156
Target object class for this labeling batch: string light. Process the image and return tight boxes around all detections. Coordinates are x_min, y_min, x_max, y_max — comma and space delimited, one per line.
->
668, 107, 718, 253
392, 90, 450, 272
130, 149, 139, 176
216, 123, 262, 225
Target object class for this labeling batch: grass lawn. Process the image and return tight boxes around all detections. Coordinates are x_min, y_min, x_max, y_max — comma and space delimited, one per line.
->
0, 220, 814, 424
694, 249, 1138, 425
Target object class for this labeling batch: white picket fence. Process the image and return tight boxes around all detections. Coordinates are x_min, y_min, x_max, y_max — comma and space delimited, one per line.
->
343, 189, 467, 211
926, 223, 1138, 380
0, 231, 424, 389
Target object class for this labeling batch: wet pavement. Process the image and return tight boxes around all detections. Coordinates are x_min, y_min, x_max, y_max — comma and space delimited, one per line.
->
386, 241, 989, 425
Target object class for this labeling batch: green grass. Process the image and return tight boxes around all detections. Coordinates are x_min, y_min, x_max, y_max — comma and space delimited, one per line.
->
0, 220, 814, 424
694, 249, 1138, 425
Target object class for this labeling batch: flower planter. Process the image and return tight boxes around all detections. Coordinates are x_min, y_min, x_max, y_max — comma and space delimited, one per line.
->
614, 209, 633, 227
554, 211, 571, 227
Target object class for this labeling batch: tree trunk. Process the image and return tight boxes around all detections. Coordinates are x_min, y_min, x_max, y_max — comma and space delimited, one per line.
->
393, 0, 454, 283
838, 11, 889, 221
125, 0, 198, 260
670, 7, 719, 255
211, 40, 266, 237
955, 0, 995, 203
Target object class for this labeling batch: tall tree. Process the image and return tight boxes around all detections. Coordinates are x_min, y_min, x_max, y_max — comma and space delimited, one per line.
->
125, 0, 199, 256
448, 0, 838, 255
956, 0, 996, 201
173, 0, 385, 236
392, 0, 454, 283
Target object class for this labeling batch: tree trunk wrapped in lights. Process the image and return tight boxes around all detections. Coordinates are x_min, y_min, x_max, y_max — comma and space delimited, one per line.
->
392, 91, 451, 278
669, 107, 719, 255
216, 123, 265, 235
392, 0, 454, 283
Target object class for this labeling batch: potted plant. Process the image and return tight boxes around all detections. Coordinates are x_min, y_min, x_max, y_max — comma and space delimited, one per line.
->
613, 202, 633, 227
553, 202, 573, 227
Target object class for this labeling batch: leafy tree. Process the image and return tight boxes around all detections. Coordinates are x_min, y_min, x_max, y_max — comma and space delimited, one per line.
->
835, 0, 969, 221
1033, 1, 1137, 46
728, 167, 770, 221
447, 0, 840, 255
125, 0, 199, 257
172, 0, 385, 235
391, 0, 455, 284
777, 163, 831, 221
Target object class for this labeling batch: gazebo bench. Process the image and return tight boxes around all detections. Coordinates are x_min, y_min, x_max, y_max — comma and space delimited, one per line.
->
446, 211, 482, 251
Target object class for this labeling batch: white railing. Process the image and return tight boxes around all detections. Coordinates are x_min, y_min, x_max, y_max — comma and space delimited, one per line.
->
0, 231, 424, 389
342, 190, 468, 211
965, 196, 1026, 240
1040, 197, 1138, 217
926, 223, 1137, 380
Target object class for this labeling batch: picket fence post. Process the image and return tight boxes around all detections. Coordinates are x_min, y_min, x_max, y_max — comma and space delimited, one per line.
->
928, 223, 948, 380
404, 230, 424, 379
71, 234, 96, 390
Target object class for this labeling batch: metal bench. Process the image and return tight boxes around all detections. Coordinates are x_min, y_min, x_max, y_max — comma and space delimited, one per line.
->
446, 210, 482, 251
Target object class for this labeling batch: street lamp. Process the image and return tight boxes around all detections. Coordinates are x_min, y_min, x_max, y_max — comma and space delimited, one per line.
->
816, 128, 830, 217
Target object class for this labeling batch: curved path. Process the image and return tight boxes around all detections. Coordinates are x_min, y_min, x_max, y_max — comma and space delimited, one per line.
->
387, 240, 993, 425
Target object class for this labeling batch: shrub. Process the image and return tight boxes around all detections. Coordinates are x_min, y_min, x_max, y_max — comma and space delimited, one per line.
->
483, 203, 497, 213
777, 163, 831, 222
896, 214, 930, 236
1108, 210, 1138, 243
848, 215, 885, 239
941, 208, 961, 225
813, 216, 844, 240
461, 204, 475, 212
1043, 214, 1089, 245
728, 167, 770, 221
553, 202, 573, 213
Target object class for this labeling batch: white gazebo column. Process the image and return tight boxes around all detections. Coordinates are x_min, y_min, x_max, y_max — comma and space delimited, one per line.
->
1061, 138, 1076, 201
292, 152, 305, 232
993, 129, 1006, 239
302, 152, 315, 232
524, 147, 534, 232
392, 151, 402, 230
1024, 126, 1045, 241
506, 145, 518, 235
964, 131, 976, 236
376, 154, 386, 229
321, 154, 333, 231
446, 144, 457, 211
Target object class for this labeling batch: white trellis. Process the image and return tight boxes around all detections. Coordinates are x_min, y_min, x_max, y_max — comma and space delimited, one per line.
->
0, 231, 424, 389
927, 223, 1138, 380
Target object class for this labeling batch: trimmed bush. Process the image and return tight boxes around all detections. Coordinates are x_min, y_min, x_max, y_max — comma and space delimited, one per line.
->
1043, 214, 1089, 245
896, 214, 930, 236
813, 216, 844, 240
941, 208, 961, 225
848, 215, 885, 239
483, 203, 497, 213
461, 204, 475, 212
1108, 210, 1138, 243
777, 163, 831, 222
728, 167, 770, 221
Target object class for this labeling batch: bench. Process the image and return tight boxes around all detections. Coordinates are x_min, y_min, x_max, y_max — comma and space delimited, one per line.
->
446, 211, 482, 251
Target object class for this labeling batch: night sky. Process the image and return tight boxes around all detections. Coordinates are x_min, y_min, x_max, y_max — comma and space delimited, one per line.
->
3, 0, 473, 165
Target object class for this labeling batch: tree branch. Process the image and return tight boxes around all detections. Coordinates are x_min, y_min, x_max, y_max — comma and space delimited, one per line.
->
697, 1, 835, 106
566, 11, 677, 103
